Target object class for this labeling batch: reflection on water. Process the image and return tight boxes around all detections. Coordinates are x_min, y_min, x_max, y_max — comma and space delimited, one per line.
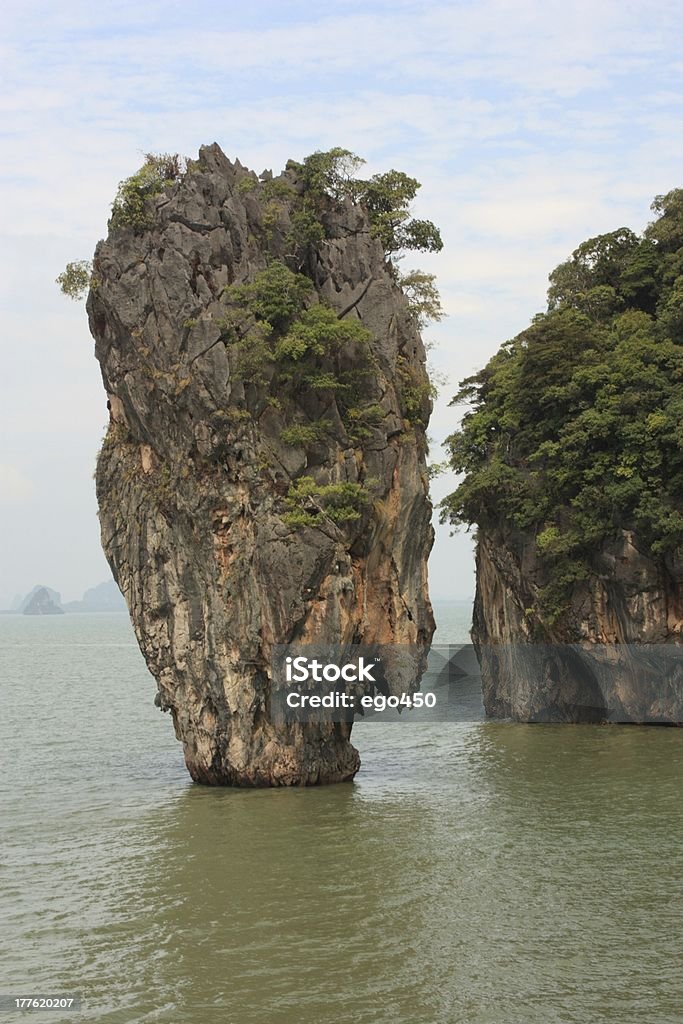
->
0, 610, 681, 1023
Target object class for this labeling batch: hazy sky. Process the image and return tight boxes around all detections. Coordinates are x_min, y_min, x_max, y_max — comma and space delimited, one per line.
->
2, 0, 683, 607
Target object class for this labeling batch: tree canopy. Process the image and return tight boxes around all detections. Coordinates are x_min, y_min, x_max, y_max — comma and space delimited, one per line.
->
56, 260, 93, 300
110, 152, 183, 231
296, 148, 443, 257
442, 190, 683, 624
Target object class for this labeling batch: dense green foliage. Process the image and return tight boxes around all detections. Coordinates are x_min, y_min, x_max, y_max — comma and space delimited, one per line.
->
228, 260, 312, 330
283, 476, 371, 527
279, 421, 330, 447
295, 148, 367, 202
219, 262, 374, 376
442, 190, 683, 623
294, 148, 443, 257
218, 262, 382, 446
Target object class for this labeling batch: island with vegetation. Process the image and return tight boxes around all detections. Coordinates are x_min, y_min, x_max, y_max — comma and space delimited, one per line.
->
442, 192, 683, 723
64, 145, 443, 784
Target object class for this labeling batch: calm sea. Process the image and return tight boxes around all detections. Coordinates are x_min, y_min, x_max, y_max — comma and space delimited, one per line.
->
0, 604, 680, 1023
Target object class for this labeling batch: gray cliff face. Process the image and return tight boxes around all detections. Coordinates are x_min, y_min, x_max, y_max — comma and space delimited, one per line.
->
88, 144, 435, 785
473, 527, 683, 723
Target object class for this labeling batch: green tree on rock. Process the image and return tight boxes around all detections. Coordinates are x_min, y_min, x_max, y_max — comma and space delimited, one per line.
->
297, 148, 443, 258
442, 192, 683, 625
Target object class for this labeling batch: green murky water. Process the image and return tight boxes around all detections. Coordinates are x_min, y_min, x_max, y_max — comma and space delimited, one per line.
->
0, 608, 680, 1023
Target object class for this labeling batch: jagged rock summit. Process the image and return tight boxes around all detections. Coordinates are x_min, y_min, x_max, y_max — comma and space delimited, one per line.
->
88, 144, 435, 785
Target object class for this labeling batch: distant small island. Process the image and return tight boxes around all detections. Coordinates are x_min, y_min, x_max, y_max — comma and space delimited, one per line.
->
23, 587, 64, 615
2, 580, 127, 615
62, 580, 127, 613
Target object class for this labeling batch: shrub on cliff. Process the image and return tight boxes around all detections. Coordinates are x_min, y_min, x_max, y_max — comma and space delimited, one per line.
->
56, 260, 93, 300
217, 263, 381, 442
110, 152, 183, 231
442, 190, 683, 621
283, 477, 371, 527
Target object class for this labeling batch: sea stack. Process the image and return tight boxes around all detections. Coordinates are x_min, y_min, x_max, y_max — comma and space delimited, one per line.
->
88, 145, 435, 784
